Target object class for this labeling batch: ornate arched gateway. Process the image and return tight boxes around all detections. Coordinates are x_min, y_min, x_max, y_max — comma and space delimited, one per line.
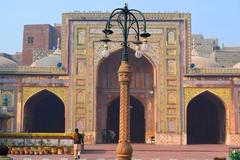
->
23, 89, 65, 133
96, 48, 154, 143
187, 91, 226, 144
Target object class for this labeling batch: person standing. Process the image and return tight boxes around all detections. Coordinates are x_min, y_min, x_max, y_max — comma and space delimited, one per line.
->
72, 128, 82, 160
102, 129, 107, 143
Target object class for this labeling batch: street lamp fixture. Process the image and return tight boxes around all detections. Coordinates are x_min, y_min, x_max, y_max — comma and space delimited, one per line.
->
101, 3, 150, 160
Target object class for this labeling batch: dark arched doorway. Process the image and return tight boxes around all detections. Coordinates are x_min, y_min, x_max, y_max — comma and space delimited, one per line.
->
107, 96, 145, 143
96, 48, 154, 143
187, 91, 226, 144
24, 90, 65, 133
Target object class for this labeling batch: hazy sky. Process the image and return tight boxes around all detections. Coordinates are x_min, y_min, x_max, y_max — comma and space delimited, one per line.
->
0, 0, 239, 54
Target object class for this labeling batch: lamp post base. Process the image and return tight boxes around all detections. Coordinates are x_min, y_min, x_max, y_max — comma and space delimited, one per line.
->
116, 141, 133, 160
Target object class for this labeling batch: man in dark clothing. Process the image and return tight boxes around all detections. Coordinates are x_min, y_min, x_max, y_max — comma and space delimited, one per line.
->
72, 128, 83, 160
102, 129, 107, 143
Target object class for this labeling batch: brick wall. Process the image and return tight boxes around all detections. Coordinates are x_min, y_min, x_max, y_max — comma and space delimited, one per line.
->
22, 24, 61, 65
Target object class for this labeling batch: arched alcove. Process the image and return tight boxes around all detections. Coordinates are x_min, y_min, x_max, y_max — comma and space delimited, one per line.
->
96, 48, 154, 143
187, 91, 226, 144
23, 90, 65, 133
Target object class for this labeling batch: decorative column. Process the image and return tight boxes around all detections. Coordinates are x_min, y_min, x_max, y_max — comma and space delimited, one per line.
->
116, 61, 133, 160
101, 4, 150, 159
17, 79, 22, 132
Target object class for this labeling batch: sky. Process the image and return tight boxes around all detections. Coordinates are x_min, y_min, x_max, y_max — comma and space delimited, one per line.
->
0, 0, 240, 54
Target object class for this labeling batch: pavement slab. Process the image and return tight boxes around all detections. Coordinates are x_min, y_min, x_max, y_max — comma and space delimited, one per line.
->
10, 144, 233, 160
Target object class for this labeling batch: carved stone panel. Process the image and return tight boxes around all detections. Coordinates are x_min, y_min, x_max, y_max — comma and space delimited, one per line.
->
167, 90, 177, 104
167, 29, 176, 45
167, 59, 176, 75
167, 79, 177, 87
76, 79, 85, 86
167, 108, 177, 115
167, 118, 176, 132
93, 41, 161, 67
167, 48, 176, 56
76, 117, 85, 132
77, 59, 87, 76
76, 107, 85, 115
76, 89, 85, 104
77, 29, 86, 45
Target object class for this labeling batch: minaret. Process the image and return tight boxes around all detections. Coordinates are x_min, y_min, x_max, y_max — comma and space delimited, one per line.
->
53, 37, 61, 55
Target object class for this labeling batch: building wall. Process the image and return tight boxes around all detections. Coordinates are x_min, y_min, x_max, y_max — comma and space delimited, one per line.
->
22, 24, 61, 65
0, 74, 69, 132
0, 83, 18, 132
1, 11, 240, 145
213, 49, 240, 67
183, 77, 240, 145
191, 34, 219, 57
61, 12, 191, 144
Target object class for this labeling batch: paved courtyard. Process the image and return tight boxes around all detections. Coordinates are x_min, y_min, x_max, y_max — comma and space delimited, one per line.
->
10, 144, 232, 160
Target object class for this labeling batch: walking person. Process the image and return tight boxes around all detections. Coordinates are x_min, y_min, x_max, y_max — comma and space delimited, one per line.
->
109, 130, 116, 143
72, 128, 83, 160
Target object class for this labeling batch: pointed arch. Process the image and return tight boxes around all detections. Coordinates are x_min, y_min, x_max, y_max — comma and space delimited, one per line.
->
95, 47, 157, 92
23, 89, 65, 133
186, 90, 226, 111
187, 90, 226, 144
95, 47, 155, 143
96, 47, 157, 75
96, 47, 155, 90
23, 88, 66, 107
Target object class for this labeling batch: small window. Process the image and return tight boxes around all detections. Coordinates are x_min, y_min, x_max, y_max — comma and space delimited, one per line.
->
27, 36, 34, 44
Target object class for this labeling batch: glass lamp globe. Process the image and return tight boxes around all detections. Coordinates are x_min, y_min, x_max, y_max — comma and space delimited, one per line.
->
135, 45, 143, 58
102, 43, 110, 58
141, 38, 149, 54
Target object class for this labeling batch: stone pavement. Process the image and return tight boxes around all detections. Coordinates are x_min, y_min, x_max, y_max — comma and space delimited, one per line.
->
10, 144, 233, 160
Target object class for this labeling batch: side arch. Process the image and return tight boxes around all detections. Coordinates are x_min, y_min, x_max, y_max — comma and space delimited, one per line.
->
187, 90, 226, 144
21, 87, 68, 132
184, 88, 231, 144
23, 89, 65, 132
186, 90, 227, 111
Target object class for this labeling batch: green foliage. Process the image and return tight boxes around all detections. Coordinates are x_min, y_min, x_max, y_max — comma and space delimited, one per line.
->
230, 149, 240, 160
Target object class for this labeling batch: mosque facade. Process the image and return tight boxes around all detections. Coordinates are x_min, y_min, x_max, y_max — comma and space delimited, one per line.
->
1, 12, 240, 145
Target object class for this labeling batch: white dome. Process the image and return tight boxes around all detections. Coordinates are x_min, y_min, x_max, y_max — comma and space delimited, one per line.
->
31, 39, 62, 67
31, 54, 61, 67
0, 55, 18, 67
191, 48, 220, 68
232, 62, 240, 68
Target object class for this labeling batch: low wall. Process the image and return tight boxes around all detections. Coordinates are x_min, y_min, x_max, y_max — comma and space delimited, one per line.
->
0, 132, 73, 147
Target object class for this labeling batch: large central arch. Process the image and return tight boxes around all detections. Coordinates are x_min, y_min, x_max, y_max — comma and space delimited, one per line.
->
96, 48, 154, 143
187, 91, 226, 144
23, 89, 65, 133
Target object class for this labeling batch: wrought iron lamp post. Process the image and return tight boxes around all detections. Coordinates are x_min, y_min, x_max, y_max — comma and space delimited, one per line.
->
101, 4, 150, 160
